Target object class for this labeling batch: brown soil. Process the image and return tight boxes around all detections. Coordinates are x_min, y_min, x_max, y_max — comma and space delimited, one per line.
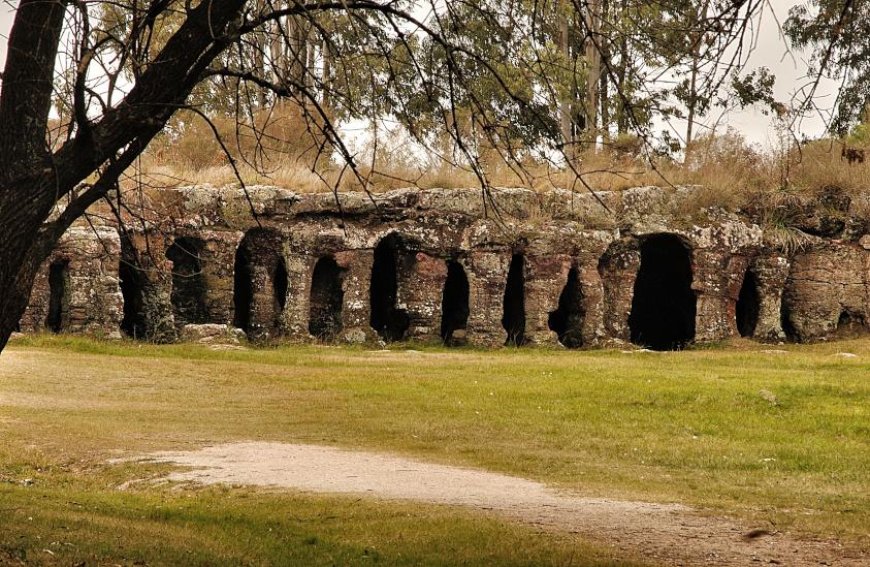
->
140, 442, 866, 567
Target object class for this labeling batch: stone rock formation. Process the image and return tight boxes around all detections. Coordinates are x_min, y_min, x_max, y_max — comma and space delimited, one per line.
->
18, 185, 870, 349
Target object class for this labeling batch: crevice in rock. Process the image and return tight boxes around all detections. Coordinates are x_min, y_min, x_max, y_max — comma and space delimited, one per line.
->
780, 291, 799, 342
548, 265, 584, 348
629, 234, 696, 350
736, 269, 760, 338
46, 260, 70, 333
274, 258, 288, 315
370, 234, 409, 342
440, 260, 469, 345
502, 253, 527, 346
309, 256, 345, 341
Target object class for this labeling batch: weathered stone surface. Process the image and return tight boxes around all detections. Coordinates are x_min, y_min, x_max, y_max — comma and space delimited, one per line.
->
19, 185, 870, 348
181, 324, 246, 344
782, 244, 870, 341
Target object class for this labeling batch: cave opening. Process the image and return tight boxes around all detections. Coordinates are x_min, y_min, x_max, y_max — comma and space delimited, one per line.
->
502, 253, 527, 346
628, 234, 696, 350
835, 310, 867, 337
548, 265, 584, 348
119, 243, 146, 338
440, 260, 470, 344
370, 234, 409, 341
232, 244, 253, 332
309, 256, 345, 341
736, 269, 761, 338
46, 260, 70, 333
167, 237, 209, 327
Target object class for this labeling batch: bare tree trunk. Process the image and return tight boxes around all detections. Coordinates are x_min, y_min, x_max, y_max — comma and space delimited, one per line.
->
558, 4, 574, 161
585, 0, 601, 144
322, 37, 332, 113
616, 33, 628, 134
685, 0, 710, 157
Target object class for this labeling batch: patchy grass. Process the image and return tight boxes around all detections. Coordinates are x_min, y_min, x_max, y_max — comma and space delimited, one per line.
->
0, 481, 633, 566
1, 336, 869, 563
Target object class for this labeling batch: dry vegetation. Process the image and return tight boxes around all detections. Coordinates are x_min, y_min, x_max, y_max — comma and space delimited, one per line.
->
123, 106, 870, 219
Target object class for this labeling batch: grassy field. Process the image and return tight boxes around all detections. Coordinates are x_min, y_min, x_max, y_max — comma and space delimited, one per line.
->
1, 336, 868, 565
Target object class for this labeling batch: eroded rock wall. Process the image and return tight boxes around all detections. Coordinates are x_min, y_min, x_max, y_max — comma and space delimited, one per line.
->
19, 186, 870, 348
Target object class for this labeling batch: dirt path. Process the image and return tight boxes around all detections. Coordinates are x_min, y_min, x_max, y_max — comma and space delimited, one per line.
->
140, 442, 864, 566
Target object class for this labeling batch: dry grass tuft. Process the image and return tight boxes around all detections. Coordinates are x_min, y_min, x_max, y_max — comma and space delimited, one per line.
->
124, 116, 870, 227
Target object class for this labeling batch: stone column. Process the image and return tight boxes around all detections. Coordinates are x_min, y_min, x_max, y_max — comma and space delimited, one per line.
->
465, 250, 510, 347
525, 254, 572, 345
200, 231, 242, 326
576, 257, 607, 346
401, 252, 448, 342
134, 234, 177, 343
281, 252, 315, 339
336, 250, 377, 343
692, 249, 749, 342
247, 262, 279, 341
753, 253, 791, 341
598, 240, 640, 341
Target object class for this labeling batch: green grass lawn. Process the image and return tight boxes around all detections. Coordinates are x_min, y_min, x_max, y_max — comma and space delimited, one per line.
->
1, 335, 868, 564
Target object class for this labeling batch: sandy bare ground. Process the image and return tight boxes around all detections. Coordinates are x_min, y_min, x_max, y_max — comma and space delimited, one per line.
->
139, 442, 865, 567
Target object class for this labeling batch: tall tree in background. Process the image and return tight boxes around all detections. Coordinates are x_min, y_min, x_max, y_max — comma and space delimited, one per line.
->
785, 0, 864, 135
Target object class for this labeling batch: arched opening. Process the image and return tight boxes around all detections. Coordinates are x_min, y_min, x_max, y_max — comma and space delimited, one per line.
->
835, 310, 867, 338
370, 234, 409, 341
736, 270, 760, 338
233, 230, 286, 337
628, 234, 696, 350
166, 237, 209, 327
232, 244, 253, 332
502, 253, 527, 346
309, 256, 345, 341
440, 260, 469, 344
46, 260, 70, 333
548, 265, 584, 348
119, 247, 147, 339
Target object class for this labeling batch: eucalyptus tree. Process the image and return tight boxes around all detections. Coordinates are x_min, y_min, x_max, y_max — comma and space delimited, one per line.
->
785, 0, 867, 136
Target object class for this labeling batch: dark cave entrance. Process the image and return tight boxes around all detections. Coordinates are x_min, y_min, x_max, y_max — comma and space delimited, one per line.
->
835, 310, 867, 338
119, 240, 146, 338
46, 260, 70, 333
628, 234, 696, 350
440, 260, 470, 344
502, 253, 527, 346
309, 256, 345, 341
232, 244, 253, 332
166, 237, 209, 327
370, 234, 409, 341
548, 265, 584, 348
736, 270, 761, 338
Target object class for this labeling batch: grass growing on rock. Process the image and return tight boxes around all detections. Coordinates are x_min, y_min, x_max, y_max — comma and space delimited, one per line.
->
1, 335, 868, 563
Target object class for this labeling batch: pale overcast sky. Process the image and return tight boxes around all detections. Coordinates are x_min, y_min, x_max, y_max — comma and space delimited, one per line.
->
0, 1, 837, 149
